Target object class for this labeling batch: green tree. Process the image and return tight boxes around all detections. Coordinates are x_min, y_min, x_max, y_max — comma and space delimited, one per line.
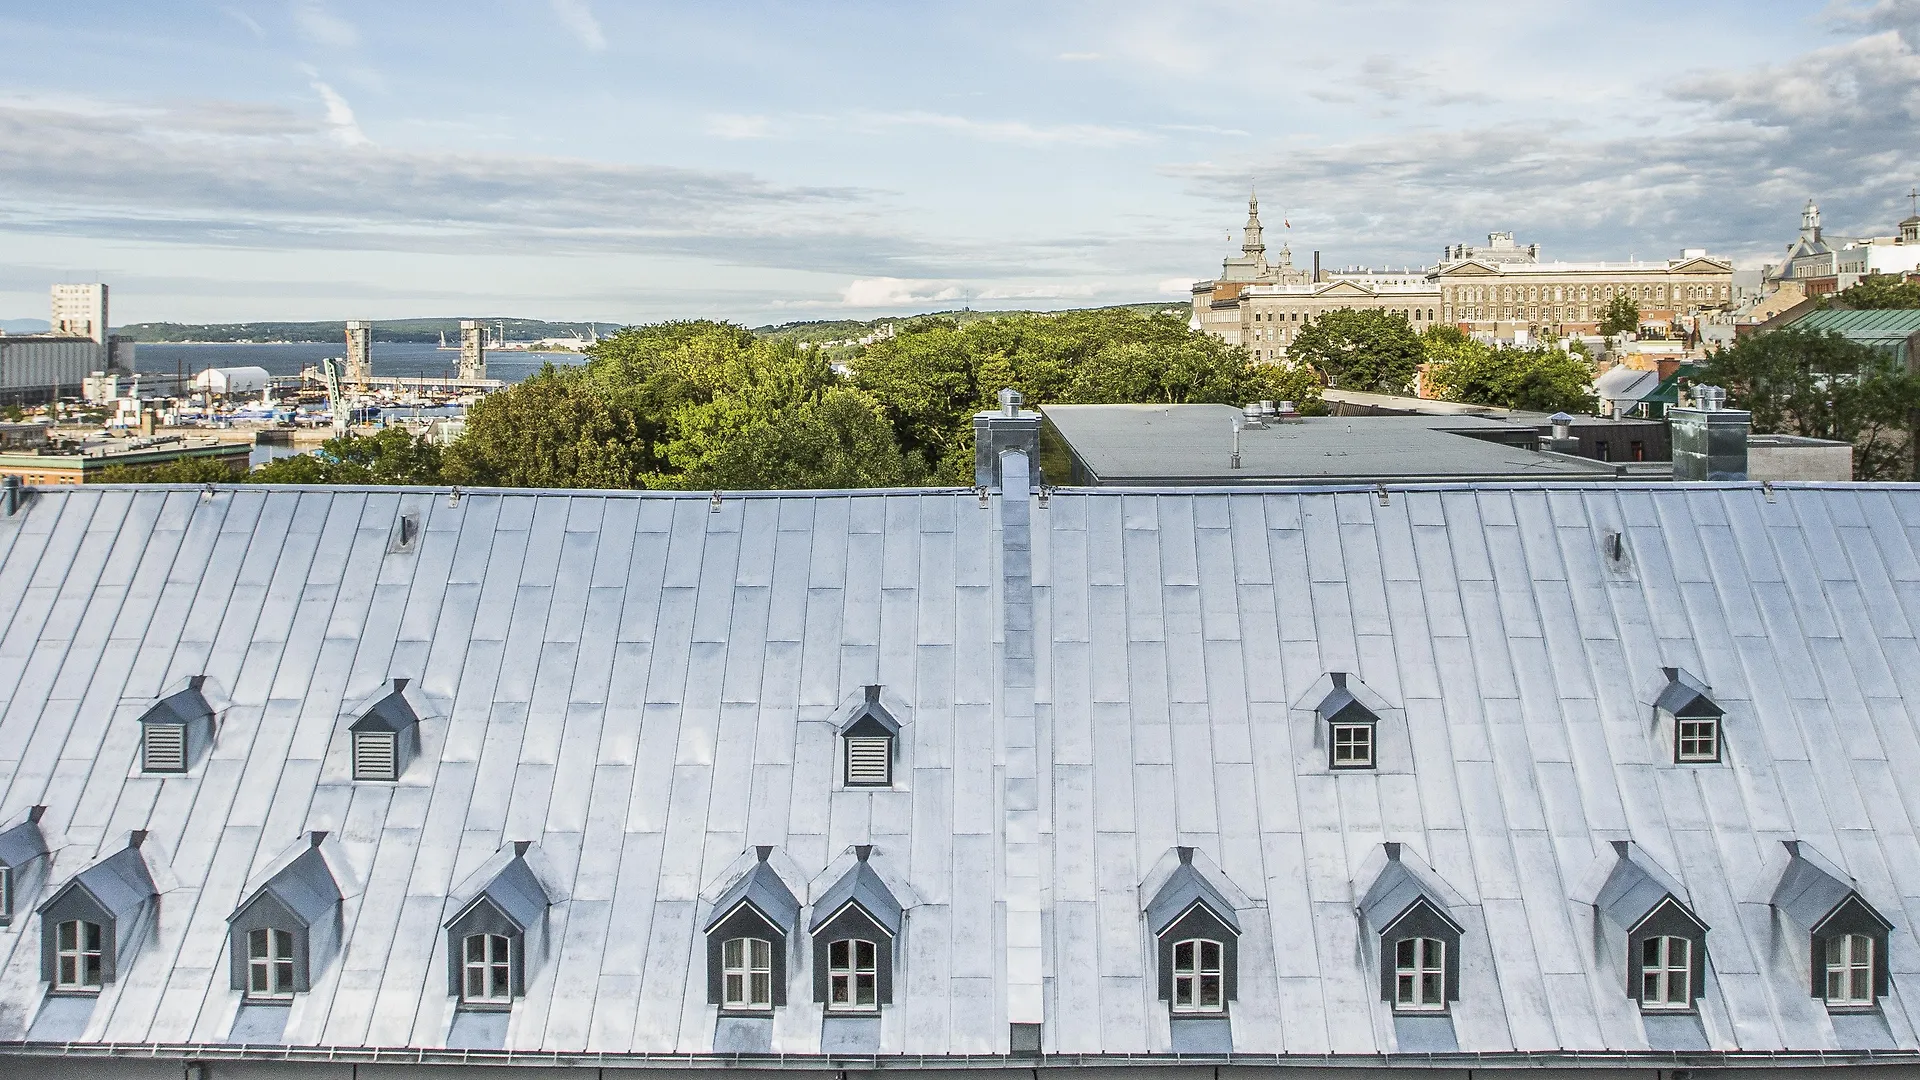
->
853, 308, 1320, 483
1421, 325, 1597, 412
1284, 308, 1423, 393
440, 365, 654, 488
87, 455, 243, 484
251, 427, 443, 485
1599, 295, 1641, 337
1835, 274, 1920, 309
1703, 327, 1920, 480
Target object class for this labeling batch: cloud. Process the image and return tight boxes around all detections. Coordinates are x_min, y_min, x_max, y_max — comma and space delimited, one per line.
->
1057, 51, 1101, 61
549, 0, 607, 51
850, 110, 1151, 148
706, 113, 774, 139
1174, 22, 1920, 266
291, 1, 357, 47
840, 278, 966, 307
307, 77, 368, 146
1157, 277, 1194, 296
223, 7, 266, 37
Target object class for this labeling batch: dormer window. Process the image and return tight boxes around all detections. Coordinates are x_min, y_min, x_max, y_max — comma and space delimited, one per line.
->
1318, 673, 1378, 770
1360, 844, 1464, 1017
227, 834, 343, 1002
137, 676, 215, 774
840, 686, 899, 788
0, 807, 50, 927
350, 679, 420, 782
1596, 842, 1708, 1014
37, 835, 158, 995
444, 844, 552, 1009
1655, 667, 1723, 764
705, 847, 800, 1014
1772, 841, 1893, 1011
1145, 848, 1240, 1018
809, 847, 902, 1013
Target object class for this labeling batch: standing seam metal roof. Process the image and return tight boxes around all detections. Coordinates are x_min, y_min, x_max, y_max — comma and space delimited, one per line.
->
4, 482, 1920, 1059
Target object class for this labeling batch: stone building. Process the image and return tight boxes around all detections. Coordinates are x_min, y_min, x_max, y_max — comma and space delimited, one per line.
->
1433, 250, 1733, 334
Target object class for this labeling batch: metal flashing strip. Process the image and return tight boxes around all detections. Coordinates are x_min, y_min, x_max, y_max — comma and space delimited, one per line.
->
10, 1041, 1920, 1069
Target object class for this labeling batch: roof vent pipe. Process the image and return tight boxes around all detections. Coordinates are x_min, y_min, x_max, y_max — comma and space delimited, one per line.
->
1696, 385, 1725, 412
999, 387, 1022, 417
1550, 412, 1573, 441
2, 475, 21, 516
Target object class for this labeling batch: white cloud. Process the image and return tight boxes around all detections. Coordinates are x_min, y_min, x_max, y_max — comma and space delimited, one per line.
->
549, 0, 608, 51
841, 277, 966, 307
851, 110, 1150, 148
306, 76, 368, 146
291, 1, 358, 47
1157, 277, 1194, 296
706, 113, 774, 139
223, 7, 266, 38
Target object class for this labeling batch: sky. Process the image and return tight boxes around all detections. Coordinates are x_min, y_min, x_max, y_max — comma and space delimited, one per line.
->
0, 0, 1916, 327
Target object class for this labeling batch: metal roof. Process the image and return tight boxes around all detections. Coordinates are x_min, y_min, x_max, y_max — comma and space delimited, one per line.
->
1143, 852, 1241, 937
3, 481, 1920, 1061
1594, 841, 1700, 934
1653, 665, 1721, 716
705, 850, 802, 934
809, 855, 902, 936
232, 844, 341, 928
1357, 847, 1461, 935
1790, 308, 1920, 341
43, 843, 156, 924
1041, 404, 1618, 484
0, 814, 47, 870
137, 676, 213, 727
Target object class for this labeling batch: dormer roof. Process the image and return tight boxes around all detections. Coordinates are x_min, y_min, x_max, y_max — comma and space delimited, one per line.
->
810, 849, 901, 936
231, 841, 341, 928
1358, 844, 1463, 936
1772, 841, 1893, 932
0, 809, 48, 869
1145, 848, 1240, 937
1316, 673, 1378, 726
705, 848, 801, 933
840, 685, 900, 739
1654, 666, 1722, 717
449, 848, 550, 933
139, 676, 213, 726
1595, 841, 1705, 934
350, 679, 421, 734
44, 839, 157, 922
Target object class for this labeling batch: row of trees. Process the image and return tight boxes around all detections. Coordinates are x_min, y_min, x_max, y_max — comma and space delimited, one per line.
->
1281, 309, 1597, 413
98, 310, 1323, 490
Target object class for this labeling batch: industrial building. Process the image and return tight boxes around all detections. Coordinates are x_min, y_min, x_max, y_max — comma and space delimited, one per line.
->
1, 391, 1919, 1073
0, 431, 250, 484
0, 283, 137, 401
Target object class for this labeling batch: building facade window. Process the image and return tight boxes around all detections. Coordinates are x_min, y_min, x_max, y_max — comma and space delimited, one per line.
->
247, 928, 296, 1000
1676, 716, 1719, 762
1170, 939, 1224, 1013
1640, 935, 1692, 1010
1394, 937, 1447, 1012
722, 937, 774, 1010
1826, 933, 1875, 1006
463, 933, 513, 1004
55, 920, 103, 990
1331, 722, 1374, 768
827, 938, 878, 1012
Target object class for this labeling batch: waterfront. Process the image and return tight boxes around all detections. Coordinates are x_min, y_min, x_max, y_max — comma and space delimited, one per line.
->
135, 341, 588, 384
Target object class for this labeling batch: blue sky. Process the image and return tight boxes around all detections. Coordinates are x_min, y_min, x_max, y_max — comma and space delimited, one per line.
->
0, 1, 1915, 325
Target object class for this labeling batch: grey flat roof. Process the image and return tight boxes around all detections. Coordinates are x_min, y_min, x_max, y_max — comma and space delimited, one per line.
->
1042, 403, 1618, 484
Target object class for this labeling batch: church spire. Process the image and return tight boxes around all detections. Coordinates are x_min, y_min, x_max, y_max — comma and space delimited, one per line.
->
1241, 187, 1265, 259
1800, 198, 1822, 244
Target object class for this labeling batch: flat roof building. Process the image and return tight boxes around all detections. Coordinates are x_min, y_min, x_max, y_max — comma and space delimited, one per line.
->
0, 433, 250, 484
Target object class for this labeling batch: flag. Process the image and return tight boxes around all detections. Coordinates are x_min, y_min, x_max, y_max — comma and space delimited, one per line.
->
1284, 218, 1291, 228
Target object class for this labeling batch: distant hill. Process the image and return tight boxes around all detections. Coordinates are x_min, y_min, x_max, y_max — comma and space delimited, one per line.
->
750, 302, 1186, 350
109, 302, 1188, 347
115, 318, 617, 344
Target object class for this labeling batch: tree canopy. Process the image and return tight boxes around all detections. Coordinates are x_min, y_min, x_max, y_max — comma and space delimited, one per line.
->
1599, 295, 1641, 337
1283, 309, 1422, 394
853, 308, 1322, 482
1834, 274, 1920, 310
1419, 325, 1596, 413
1703, 327, 1920, 480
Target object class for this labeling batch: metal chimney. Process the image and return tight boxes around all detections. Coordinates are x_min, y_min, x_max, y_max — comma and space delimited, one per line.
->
1670, 385, 1749, 481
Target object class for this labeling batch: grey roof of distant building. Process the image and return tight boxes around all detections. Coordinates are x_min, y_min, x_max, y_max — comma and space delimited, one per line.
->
1041, 404, 1620, 484
4, 481, 1920, 1063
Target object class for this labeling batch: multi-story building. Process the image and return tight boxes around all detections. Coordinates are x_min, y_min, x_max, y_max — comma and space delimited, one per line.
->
1766, 199, 1920, 296
1432, 249, 1734, 333
49, 282, 108, 343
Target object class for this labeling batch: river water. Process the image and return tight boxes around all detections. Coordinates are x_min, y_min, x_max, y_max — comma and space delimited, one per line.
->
135, 342, 588, 384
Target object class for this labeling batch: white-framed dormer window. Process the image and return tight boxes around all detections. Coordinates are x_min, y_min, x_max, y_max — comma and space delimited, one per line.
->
1826, 933, 1875, 1007
1676, 716, 1719, 763
55, 919, 103, 990
142, 722, 187, 773
1331, 723, 1374, 769
827, 938, 878, 1012
462, 933, 512, 1004
844, 737, 891, 787
1640, 935, 1691, 1010
722, 937, 773, 1010
1394, 937, 1446, 1012
1170, 939, 1224, 1013
353, 730, 399, 782
247, 927, 296, 1000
